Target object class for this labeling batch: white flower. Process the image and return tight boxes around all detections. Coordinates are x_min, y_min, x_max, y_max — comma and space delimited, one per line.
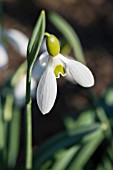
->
3, 29, 28, 57
37, 52, 94, 115
0, 28, 28, 69
0, 43, 8, 69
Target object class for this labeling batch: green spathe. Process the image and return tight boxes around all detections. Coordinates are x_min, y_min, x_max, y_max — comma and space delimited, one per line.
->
46, 34, 60, 56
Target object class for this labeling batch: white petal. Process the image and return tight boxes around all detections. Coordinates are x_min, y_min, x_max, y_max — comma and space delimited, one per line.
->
14, 75, 36, 106
31, 77, 37, 96
3, 29, 28, 57
32, 60, 45, 81
57, 54, 75, 83
37, 68, 57, 114
39, 51, 49, 67
58, 53, 69, 64
32, 52, 49, 81
65, 69, 76, 84
0, 44, 8, 69
40, 39, 47, 53
66, 60, 94, 87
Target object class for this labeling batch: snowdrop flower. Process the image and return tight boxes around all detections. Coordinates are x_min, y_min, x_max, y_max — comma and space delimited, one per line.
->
37, 34, 94, 114
3, 29, 28, 57
0, 43, 8, 69
0, 28, 28, 69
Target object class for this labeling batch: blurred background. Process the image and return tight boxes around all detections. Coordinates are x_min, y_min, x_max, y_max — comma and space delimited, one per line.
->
1, 0, 113, 169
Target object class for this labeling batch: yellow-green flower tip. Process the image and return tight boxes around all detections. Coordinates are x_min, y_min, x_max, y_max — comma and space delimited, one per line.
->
46, 34, 60, 57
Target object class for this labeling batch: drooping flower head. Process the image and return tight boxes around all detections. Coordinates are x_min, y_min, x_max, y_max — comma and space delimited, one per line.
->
37, 33, 94, 114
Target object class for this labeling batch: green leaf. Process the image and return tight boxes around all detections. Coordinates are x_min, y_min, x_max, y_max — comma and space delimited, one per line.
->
64, 109, 95, 130
102, 157, 113, 170
49, 12, 86, 64
26, 10, 45, 104
7, 106, 21, 168
96, 107, 112, 139
97, 164, 105, 170
68, 130, 104, 170
0, 122, 4, 150
27, 10, 46, 71
0, 95, 4, 151
33, 123, 102, 169
3, 94, 13, 122
104, 86, 113, 106
51, 146, 79, 170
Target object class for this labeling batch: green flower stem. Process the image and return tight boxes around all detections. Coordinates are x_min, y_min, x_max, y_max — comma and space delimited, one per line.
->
25, 102, 32, 169
44, 32, 50, 37
25, 67, 32, 169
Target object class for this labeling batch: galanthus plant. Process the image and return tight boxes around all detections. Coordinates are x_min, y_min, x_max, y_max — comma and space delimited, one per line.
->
37, 33, 95, 114
25, 10, 95, 169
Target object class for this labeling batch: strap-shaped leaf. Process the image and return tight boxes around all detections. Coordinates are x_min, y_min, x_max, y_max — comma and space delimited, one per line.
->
33, 123, 102, 169
7, 106, 21, 168
4, 94, 13, 121
27, 10, 46, 70
102, 156, 113, 170
68, 130, 104, 170
49, 12, 86, 64
51, 146, 79, 170
26, 10, 46, 104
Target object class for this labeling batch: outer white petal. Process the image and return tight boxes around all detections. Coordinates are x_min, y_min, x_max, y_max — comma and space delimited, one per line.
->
37, 67, 57, 114
65, 68, 76, 84
0, 44, 8, 69
14, 75, 36, 106
3, 29, 28, 57
58, 54, 75, 83
66, 60, 94, 87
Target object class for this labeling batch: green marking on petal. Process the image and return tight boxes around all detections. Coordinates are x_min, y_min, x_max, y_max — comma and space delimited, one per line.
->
54, 64, 66, 78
